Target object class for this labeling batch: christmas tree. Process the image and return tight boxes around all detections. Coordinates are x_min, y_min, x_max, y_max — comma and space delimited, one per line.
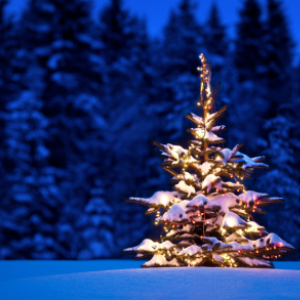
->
123, 54, 295, 268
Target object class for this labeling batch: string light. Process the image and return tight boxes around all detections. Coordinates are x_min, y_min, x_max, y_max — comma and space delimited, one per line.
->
123, 53, 295, 269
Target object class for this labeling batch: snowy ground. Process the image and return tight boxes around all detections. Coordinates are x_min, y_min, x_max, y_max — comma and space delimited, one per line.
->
1, 260, 300, 300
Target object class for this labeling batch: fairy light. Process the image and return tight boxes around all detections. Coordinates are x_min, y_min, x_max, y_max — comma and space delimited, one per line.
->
226, 216, 236, 228
123, 53, 295, 269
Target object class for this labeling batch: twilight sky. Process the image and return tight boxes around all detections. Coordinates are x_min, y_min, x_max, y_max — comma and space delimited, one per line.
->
5, 0, 300, 62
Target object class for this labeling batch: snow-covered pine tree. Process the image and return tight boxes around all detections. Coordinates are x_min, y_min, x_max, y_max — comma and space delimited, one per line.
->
17, 0, 108, 258
264, 0, 294, 119
203, 2, 228, 88
256, 0, 299, 254
230, 0, 268, 150
123, 54, 295, 268
158, 0, 202, 140
1, 91, 69, 259
202, 2, 229, 116
99, 0, 155, 201
258, 115, 300, 251
77, 180, 115, 259
0, 0, 18, 107
234, 0, 267, 85
98, 0, 155, 251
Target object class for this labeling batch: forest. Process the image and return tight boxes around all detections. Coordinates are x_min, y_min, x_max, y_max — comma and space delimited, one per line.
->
0, 0, 299, 260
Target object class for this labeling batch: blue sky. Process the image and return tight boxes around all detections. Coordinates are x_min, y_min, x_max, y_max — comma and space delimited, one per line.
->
5, 0, 300, 61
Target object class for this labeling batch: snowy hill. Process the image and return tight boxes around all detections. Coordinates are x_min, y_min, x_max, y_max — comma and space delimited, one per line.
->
1, 263, 300, 300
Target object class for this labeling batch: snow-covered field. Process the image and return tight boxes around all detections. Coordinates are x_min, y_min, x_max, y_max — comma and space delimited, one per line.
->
1, 260, 300, 300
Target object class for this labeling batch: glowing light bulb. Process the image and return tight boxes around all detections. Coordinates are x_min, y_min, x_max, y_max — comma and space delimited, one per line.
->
226, 216, 236, 228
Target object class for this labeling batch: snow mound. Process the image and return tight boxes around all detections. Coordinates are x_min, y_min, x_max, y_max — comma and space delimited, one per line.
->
1, 267, 300, 300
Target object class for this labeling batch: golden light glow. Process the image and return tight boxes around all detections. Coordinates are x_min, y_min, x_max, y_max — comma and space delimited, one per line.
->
124, 53, 293, 269
226, 216, 237, 228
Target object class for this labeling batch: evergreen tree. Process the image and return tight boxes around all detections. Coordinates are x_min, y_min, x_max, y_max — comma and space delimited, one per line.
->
0, 1, 10, 254
264, 0, 294, 118
98, 0, 154, 194
77, 180, 115, 259
123, 54, 295, 268
4, 0, 109, 258
0, 0, 20, 157
203, 2, 228, 88
295, 60, 300, 98
234, 0, 266, 84
0, 0, 33, 258
257, 0, 299, 254
158, 0, 202, 139
99, 0, 141, 66
258, 114, 300, 252
98, 0, 155, 251
230, 0, 267, 150
0, 0, 13, 104
0, 91, 70, 258
21, 0, 105, 167
202, 1, 230, 133
162, 0, 201, 78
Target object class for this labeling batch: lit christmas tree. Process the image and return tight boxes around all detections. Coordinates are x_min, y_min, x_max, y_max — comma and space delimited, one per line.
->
123, 54, 295, 268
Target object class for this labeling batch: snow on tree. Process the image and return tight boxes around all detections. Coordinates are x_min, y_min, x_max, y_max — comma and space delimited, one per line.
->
203, 2, 228, 92
264, 0, 294, 119
157, 0, 202, 139
0, 0, 19, 106
234, 0, 266, 85
255, 0, 299, 254
99, 0, 156, 250
77, 180, 115, 259
0, 91, 69, 259
229, 0, 268, 150
257, 114, 300, 250
99, 0, 154, 196
123, 54, 295, 268
15, 0, 108, 258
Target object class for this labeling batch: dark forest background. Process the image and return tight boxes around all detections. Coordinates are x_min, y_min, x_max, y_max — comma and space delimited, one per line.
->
0, 0, 299, 260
